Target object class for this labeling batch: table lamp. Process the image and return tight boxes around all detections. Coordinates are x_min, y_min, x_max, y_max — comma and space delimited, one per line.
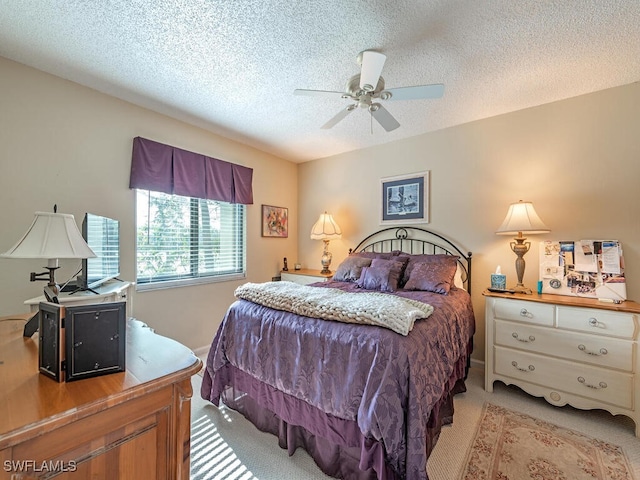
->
496, 200, 549, 294
1, 207, 96, 336
310, 212, 342, 274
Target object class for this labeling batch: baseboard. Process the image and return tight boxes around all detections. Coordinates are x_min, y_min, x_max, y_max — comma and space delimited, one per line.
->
470, 357, 485, 371
192, 345, 210, 358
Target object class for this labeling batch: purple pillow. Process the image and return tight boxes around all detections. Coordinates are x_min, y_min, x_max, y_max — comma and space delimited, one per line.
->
356, 258, 407, 292
403, 261, 458, 294
332, 256, 372, 282
356, 264, 393, 291
372, 257, 407, 291
401, 254, 459, 287
351, 251, 396, 260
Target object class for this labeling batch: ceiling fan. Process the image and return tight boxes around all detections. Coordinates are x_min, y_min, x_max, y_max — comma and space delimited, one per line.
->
294, 50, 444, 132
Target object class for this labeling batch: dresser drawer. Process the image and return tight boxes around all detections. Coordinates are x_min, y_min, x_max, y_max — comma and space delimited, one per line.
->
557, 306, 637, 339
494, 320, 635, 371
491, 298, 554, 327
494, 346, 633, 409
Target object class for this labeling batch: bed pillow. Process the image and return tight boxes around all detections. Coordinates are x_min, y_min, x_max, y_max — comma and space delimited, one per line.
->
454, 265, 465, 290
356, 264, 393, 292
403, 260, 458, 294
351, 251, 396, 260
332, 256, 372, 282
356, 257, 407, 292
400, 254, 459, 287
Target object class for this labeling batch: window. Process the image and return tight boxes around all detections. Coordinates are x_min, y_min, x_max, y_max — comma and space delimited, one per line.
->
136, 190, 245, 290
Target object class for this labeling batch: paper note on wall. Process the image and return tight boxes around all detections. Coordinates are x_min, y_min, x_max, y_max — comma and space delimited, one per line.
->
601, 241, 622, 274
574, 240, 598, 272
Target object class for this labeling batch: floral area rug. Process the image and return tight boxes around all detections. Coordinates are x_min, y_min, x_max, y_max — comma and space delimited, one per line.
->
460, 403, 634, 480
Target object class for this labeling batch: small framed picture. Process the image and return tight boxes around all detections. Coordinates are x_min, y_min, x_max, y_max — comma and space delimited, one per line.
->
380, 171, 429, 224
262, 205, 288, 237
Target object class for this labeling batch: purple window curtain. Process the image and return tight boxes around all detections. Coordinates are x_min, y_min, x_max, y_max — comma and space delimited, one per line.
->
129, 137, 254, 204
231, 164, 254, 204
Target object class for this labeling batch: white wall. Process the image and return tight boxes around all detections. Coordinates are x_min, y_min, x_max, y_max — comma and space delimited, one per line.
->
0, 57, 298, 349
298, 82, 640, 362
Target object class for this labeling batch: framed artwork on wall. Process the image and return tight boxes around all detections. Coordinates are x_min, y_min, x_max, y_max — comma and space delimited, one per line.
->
262, 205, 288, 237
380, 171, 429, 224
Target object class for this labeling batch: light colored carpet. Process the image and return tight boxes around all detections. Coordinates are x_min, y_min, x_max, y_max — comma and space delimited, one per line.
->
191, 364, 640, 480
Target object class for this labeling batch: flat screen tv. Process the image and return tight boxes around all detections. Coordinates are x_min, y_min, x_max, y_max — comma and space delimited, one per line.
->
78, 213, 120, 292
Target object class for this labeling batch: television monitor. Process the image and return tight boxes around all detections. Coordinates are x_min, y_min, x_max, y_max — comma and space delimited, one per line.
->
78, 213, 120, 292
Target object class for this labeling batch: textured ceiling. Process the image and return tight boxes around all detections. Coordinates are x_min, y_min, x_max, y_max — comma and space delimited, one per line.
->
1, 1, 639, 163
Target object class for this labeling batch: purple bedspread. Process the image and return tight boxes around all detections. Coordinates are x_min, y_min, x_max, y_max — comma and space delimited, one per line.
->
201, 281, 475, 479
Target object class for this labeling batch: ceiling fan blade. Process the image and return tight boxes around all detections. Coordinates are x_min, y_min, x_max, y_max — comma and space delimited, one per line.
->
383, 84, 445, 101
359, 51, 386, 92
370, 104, 400, 132
294, 89, 345, 98
321, 105, 356, 129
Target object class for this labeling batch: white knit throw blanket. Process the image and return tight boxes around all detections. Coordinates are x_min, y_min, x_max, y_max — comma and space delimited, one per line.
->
234, 281, 434, 336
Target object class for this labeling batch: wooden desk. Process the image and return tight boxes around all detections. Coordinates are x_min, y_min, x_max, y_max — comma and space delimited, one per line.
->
0, 314, 202, 479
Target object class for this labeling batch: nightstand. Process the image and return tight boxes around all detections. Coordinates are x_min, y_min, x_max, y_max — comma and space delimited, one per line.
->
484, 290, 640, 437
280, 269, 332, 285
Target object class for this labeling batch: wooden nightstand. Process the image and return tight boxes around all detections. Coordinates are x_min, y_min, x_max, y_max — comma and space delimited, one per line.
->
281, 269, 333, 285
484, 290, 640, 437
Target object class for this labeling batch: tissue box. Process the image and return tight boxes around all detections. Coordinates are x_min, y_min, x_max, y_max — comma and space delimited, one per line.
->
490, 274, 507, 290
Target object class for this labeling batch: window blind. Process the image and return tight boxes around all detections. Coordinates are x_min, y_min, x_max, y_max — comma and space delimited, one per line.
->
136, 190, 245, 288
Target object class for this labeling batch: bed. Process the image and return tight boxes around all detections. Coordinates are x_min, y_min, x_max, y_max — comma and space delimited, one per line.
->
201, 227, 475, 480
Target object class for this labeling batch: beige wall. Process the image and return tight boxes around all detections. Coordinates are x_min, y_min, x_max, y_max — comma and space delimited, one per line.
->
299, 82, 640, 362
0, 57, 298, 349
2, 54, 638, 360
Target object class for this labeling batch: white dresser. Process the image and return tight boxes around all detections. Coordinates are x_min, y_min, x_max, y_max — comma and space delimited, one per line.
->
484, 291, 640, 436
280, 269, 332, 286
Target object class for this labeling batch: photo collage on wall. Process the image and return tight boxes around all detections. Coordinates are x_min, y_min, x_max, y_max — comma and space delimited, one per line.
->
539, 240, 626, 300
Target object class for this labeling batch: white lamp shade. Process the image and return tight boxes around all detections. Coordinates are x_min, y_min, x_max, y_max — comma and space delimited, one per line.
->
496, 201, 550, 235
1, 211, 96, 259
310, 212, 342, 240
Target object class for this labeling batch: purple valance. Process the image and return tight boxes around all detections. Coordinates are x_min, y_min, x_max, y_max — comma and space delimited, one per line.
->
129, 137, 253, 204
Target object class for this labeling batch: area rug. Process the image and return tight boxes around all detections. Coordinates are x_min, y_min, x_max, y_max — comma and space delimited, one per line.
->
460, 403, 635, 480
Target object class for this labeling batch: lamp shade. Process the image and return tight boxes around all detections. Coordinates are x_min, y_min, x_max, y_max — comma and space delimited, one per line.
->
1, 211, 96, 259
310, 212, 342, 240
496, 201, 550, 235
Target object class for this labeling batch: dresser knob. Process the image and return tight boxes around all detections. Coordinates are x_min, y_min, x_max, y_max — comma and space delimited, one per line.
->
511, 361, 535, 372
588, 317, 601, 327
519, 309, 533, 318
512, 332, 535, 343
577, 344, 608, 356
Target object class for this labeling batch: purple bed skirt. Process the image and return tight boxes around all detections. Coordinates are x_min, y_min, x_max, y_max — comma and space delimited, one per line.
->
205, 341, 471, 480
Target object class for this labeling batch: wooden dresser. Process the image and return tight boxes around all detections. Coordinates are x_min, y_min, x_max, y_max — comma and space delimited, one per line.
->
484, 291, 640, 437
0, 313, 202, 479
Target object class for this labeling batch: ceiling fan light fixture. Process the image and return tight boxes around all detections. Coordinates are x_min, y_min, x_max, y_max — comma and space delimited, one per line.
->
296, 49, 443, 131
